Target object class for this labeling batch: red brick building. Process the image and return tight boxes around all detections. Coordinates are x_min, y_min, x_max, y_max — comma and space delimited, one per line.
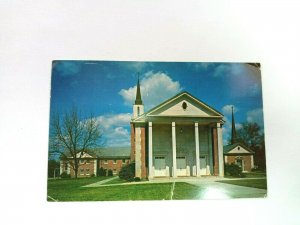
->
224, 143, 255, 172
60, 147, 131, 178
223, 106, 255, 172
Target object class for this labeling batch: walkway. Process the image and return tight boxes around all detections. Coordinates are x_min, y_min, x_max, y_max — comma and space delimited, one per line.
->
84, 176, 118, 187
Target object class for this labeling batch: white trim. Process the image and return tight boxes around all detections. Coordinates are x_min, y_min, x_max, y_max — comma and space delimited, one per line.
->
148, 122, 153, 178
172, 122, 177, 178
94, 159, 97, 175
147, 92, 223, 117
195, 122, 201, 177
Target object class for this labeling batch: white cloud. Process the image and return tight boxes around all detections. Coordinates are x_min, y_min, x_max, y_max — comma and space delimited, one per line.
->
119, 71, 182, 110
95, 113, 131, 147
221, 104, 238, 115
247, 108, 264, 128
96, 113, 131, 129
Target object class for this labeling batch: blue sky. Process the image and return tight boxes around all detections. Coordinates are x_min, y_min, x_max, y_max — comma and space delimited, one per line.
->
50, 61, 264, 146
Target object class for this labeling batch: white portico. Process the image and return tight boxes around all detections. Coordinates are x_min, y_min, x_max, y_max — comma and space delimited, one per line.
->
130, 80, 224, 179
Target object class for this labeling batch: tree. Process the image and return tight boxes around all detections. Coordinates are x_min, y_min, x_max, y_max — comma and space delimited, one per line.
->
48, 159, 60, 178
49, 107, 103, 178
237, 122, 263, 150
236, 122, 266, 170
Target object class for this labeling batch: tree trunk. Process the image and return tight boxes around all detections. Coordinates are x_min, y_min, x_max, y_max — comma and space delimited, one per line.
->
74, 163, 78, 179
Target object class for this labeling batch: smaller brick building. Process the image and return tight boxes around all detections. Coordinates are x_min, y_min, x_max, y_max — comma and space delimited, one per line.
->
60, 147, 131, 178
224, 143, 255, 172
223, 106, 255, 172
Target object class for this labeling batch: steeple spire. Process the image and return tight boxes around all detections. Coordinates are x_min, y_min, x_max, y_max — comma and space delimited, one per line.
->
135, 73, 143, 105
231, 106, 237, 144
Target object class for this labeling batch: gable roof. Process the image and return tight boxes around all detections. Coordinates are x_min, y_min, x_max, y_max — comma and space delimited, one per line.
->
132, 91, 223, 122
224, 142, 255, 154
93, 147, 131, 158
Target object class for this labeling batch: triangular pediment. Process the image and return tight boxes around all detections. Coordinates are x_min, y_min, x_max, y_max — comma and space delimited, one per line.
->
146, 92, 223, 118
224, 143, 254, 154
75, 152, 94, 158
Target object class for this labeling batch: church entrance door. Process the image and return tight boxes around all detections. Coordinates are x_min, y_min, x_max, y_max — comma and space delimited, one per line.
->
200, 156, 207, 175
176, 156, 187, 176
154, 156, 167, 177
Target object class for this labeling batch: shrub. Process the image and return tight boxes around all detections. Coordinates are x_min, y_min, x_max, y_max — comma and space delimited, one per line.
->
133, 177, 141, 182
98, 167, 107, 176
119, 162, 135, 181
60, 172, 71, 179
107, 169, 113, 176
90, 174, 95, 177
224, 163, 245, 178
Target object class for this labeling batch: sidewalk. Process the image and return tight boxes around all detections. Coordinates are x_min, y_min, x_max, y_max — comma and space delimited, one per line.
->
83, 176, 118, 187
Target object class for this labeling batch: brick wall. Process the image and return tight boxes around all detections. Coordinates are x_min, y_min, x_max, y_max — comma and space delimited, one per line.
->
99, 159, 130, 175
212, 128, 219, 175
140, 126, 147, 178
130, 123, 135, 161
226, 155, 253, 172
63, 159, 97, 178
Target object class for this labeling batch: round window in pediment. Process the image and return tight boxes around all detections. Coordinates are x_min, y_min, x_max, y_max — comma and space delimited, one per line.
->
182, 102, 187, 110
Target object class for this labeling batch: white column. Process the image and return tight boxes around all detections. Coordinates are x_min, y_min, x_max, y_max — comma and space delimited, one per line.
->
195, 122, 201, 177
251, 155, 254, 169
217, 123, 224, 177
148, 122, 153, 178
94, 159, 97, 176
67, 161, 70, 174
60, 160, 63, 175
172, 122, 177, 178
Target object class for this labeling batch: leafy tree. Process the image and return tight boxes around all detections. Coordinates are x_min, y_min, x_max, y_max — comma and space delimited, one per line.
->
236, 122, 266, 170
237, 122, 263, 150
49, 107, 103, 178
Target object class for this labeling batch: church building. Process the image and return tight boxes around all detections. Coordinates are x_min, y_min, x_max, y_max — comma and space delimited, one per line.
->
223, 107, 255, 172
130, 78, 225, 179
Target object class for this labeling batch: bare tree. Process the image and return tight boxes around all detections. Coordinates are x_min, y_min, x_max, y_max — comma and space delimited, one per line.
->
49, 107, 103, 178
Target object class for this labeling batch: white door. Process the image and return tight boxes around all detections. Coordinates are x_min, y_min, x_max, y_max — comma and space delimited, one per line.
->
154, 157, 166, 176
176, 157, 187, 176
200, 156, 207, 175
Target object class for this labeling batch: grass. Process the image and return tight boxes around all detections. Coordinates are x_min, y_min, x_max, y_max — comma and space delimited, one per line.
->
172, 182, 202, 200
48, 180, 172, 201
104, 177, 128, 185
243, 171, 266, 178
48, 177, 267, 201
225, 171, 267, 179
217, 178, 267, 190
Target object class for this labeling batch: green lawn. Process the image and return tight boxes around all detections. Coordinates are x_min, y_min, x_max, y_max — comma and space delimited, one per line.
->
48, 179, 172, 201
243, 171, 266, 178
217, 178, 267, 190
104, 177, 128, 185
48, 177, 267, 201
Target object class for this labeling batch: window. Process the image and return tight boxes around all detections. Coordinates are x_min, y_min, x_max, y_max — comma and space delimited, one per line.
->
86, 169, 90, 175
80, 159, 84, 164
80, 169, 84, 175
104, 160, 108, 164
64, 163, 68, 170
122, 159, 126, 164
86, 159, 90, 164
113, 160, 117, 164
182, 102, 187, 110
137, 107, 140, 116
